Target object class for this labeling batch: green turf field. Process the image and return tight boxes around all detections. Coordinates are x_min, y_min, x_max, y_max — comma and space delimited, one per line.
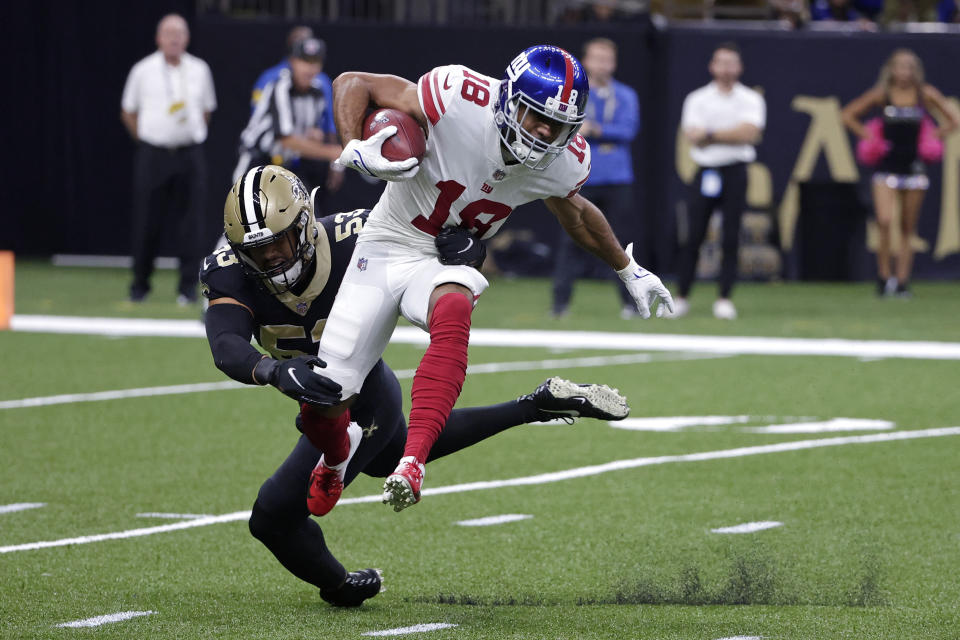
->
2, 262, 959, 639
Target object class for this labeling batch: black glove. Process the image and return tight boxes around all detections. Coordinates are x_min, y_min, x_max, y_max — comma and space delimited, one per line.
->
255, 355, 342, 407
435, 226, 486, 269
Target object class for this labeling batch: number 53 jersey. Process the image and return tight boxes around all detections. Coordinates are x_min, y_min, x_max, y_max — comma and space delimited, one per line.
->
358, 64, 592, 254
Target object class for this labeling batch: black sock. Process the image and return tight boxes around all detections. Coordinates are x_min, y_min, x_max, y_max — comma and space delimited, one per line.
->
427, 399, 539, 462
248, 501, 346, 590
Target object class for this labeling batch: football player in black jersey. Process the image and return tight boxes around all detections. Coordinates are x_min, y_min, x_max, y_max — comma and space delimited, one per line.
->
201, 165, 630, 606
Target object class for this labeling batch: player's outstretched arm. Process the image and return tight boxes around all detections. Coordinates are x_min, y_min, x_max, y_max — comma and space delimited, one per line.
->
545, 195, 674, 319
332, 72, 427, 142
332, 72, 425, 181
205, 299, 342, 406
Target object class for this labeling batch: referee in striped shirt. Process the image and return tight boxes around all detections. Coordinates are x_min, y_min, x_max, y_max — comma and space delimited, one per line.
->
233, 38, 342, 194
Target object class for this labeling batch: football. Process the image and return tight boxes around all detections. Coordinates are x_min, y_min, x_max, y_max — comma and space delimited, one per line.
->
362, 108, 427, 163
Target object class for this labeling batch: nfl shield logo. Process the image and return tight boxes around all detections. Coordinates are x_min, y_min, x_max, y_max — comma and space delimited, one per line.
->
296, 302, 308, 315
357, 257, 368, 271
492, 169, 506, 181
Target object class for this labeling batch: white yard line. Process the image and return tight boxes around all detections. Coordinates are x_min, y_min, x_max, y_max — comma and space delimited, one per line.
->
136, 512, 212, 520
55, 611, 157, 628
0, 502, 46, 514
711, 521, 784, 534
0, 382, 245, 410
11, 314, 960, 360
455, 514, 532, 527
362, 623, 458, 637
0, 352, 717, 411
3, 427, 958, 555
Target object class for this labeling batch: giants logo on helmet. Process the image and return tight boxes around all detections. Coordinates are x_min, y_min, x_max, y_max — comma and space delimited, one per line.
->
506, 51, 531, 82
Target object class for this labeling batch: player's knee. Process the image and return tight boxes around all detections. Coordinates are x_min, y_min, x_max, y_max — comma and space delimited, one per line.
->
427, 288, 473, 328
248, 499, 292, 544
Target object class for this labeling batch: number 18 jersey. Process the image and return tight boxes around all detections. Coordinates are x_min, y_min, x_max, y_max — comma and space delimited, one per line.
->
358, 64, 592, 254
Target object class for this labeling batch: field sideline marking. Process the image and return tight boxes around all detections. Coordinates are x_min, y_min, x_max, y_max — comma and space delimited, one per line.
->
0, 503, 46, 514
3, 426, 959, 555
0, 352, 720, 411
455, 514, 533, 527
362, 623, 458, 637
11, 314, 960, 360
711, 521, 783, 534
55, 611, 157, 628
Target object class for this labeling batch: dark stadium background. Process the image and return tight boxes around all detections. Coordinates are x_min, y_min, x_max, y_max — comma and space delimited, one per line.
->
6, 1, 959, 279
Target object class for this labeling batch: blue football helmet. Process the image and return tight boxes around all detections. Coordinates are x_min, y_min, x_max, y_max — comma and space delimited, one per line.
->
494, 45, 589, 170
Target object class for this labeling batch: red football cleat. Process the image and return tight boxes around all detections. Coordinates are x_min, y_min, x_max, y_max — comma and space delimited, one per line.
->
307, 423, 362, 516
382, 456, 425, 512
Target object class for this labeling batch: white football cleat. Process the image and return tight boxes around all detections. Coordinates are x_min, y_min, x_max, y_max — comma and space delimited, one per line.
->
712, 298, 737, 320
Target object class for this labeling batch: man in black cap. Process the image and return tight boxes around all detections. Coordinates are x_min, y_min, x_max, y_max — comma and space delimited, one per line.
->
234, 37, 342, 191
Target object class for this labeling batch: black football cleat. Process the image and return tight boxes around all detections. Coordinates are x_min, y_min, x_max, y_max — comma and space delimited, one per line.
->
521, 377, 629, 422
320, 568, 383, 607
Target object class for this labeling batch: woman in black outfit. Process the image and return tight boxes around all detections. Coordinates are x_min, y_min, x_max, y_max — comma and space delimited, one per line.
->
842, 49, 958, 297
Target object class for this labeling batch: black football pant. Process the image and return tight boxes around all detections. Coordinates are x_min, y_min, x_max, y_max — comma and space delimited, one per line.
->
551, 183, 635, 314
677, 163, 747, 300
249, 360, 540, 590
130, 142, 207, 299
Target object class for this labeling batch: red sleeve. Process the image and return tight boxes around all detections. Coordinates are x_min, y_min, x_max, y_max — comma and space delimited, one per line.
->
418, 68, 449, 127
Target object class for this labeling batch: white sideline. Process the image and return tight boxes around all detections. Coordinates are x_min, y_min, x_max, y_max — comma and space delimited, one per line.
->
11, 314, 960, 360
0, 352, 719, 411
0, 503, 46, 514
136, 512, 212, 520
362, 623, 458, 637
711, 521, 784, 534
455, 514, 533, 527
55, 611, 157, 628
2, 427, 959, 555
0, 382, 245, 410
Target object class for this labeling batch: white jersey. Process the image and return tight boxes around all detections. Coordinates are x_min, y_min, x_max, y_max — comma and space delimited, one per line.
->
359, 64, 592, 254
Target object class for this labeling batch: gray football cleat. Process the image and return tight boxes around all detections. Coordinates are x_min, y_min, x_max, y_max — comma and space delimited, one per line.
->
521, 377, 629, 422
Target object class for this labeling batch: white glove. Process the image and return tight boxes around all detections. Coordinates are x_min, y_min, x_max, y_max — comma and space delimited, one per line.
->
617, 242, 675, 319
335, 126, 420, 182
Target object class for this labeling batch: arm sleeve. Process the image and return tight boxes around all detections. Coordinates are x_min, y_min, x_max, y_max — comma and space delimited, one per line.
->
204, 303, 268, 385
319, 73, 337, 135
121, 64, 139, 113
417, 64, 463, 127
680, 92, 703, 130
594, 85, 640, 143
741, 92, 766, 129
273, 73, 295, 137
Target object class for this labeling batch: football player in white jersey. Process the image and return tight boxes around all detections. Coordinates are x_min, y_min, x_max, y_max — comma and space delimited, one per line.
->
299, 45, 673, 516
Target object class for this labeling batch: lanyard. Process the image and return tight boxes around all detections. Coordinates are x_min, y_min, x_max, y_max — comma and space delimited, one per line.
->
163, 60, 188, 120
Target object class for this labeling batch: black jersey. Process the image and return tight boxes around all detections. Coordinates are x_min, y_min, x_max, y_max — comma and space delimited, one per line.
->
200, 209, 368, 359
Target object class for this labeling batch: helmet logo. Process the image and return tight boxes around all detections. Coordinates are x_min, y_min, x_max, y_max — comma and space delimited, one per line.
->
281, 172, 309, 204
506, 51, 531, 82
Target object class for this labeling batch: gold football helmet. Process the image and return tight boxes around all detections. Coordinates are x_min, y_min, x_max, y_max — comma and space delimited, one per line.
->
224, 165, 319, 294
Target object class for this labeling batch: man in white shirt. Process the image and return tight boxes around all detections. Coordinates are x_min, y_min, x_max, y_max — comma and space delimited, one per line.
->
675, 42, 765, 320
121, 13, 217, 304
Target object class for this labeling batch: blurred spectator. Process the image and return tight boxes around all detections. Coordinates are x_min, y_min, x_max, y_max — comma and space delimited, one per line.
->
121, 13, 216, 304
551, 38, 640, 319
811, 0, 865, 20
841, 48, 959, 298
673, 42, 765, 321
771, 0, 810, 27
853, 0, 885, 19
937, 0, 958, 19
248, 27, 343, 210
233, 37, 342, 196
559, 0, 645, 23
